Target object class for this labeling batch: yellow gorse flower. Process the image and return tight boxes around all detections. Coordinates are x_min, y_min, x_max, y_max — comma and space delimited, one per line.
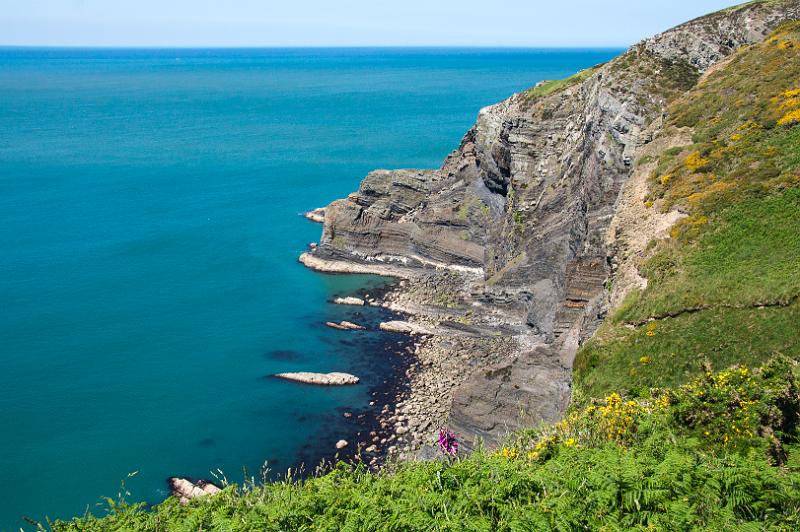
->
685, 152, 711, 172
778, 109, 800, 127
655, 394, 671, 410
500, 447, 518, 459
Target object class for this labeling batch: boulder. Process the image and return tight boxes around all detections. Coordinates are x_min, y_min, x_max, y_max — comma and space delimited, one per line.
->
168, 477, 221, 505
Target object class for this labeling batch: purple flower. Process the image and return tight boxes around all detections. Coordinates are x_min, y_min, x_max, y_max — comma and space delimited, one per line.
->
438, 428, 459, 456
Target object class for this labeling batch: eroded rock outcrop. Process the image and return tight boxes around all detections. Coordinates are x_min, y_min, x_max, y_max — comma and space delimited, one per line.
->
302, 1, 800, 449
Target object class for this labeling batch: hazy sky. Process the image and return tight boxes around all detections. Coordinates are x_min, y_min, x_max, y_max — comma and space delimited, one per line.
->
1, 0, 741, 47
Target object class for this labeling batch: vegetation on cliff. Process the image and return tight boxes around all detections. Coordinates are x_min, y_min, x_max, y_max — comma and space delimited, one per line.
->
575, 21, 800, 399
48, 12, 800, 532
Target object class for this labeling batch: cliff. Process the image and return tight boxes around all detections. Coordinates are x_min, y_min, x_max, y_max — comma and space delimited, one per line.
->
302, 0, 800, 448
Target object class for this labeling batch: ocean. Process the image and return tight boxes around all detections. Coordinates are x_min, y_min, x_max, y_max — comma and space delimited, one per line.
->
0, 46, 621, 528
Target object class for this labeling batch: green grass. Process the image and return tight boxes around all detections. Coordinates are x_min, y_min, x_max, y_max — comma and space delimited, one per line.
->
524, 64, 603, 100
648, 21, 800, 215
616, 189, 800, 323
575, 302, 800, 399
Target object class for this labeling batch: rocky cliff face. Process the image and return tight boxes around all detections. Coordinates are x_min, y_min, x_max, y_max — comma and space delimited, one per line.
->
303, 0, 800, 449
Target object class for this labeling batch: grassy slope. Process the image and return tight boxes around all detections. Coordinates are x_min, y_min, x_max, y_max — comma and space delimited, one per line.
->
524, 64, 603, 100
575, 21, 800, 400
49, 19, 800, 532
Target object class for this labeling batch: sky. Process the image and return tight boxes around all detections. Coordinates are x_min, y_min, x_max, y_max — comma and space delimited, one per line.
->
0, 0, 743, 47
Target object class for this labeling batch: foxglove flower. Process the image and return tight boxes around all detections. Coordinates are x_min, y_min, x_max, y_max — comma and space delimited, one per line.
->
438, 428, 458, 456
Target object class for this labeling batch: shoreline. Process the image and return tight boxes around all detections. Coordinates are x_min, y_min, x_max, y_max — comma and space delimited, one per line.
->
285, 278, 418, 470
299, 248, 529, 461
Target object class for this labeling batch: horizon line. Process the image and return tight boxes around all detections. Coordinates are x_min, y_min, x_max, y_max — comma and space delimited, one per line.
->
0, 44, 631, 50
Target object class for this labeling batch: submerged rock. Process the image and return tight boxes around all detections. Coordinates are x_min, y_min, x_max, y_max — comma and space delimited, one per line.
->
275, 371, 360, 386
168, 477, 221, 505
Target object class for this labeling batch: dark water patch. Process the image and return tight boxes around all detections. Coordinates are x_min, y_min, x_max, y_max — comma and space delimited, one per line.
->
265, 349, 303, 362
286, 304, 417, 473
197, 438, 215, 448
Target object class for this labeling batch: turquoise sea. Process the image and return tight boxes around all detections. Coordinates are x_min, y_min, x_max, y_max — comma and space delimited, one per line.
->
0, 47, 621, 528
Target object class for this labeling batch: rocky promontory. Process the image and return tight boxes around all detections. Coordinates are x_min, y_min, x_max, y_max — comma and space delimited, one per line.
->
301, 0, 800, 454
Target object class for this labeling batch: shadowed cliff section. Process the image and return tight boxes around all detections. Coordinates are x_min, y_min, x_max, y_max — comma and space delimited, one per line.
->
303, 0, 800, 449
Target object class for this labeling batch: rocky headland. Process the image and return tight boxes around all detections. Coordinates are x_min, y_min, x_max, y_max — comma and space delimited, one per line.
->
300, 1, 800, 457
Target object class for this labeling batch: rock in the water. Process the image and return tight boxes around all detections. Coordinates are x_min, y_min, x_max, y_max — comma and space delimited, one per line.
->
333, 296, 365, 306
168, 477, 221, 505
275, 372, 360, 386
379, 321, 432, 335
326, 320, 366, 331
304, 207, 326, 224
336, 439, 348, 449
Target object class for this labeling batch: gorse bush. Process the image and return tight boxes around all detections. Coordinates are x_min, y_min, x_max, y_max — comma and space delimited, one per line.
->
647, 21, 800, 216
